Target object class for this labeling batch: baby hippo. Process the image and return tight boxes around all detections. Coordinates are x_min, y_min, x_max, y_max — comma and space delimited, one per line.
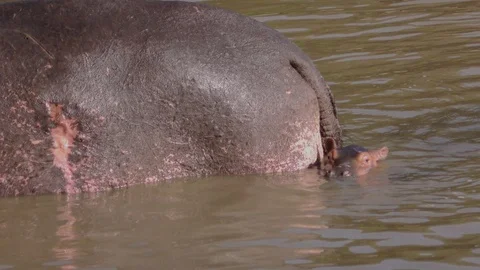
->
322, 138, 389, 177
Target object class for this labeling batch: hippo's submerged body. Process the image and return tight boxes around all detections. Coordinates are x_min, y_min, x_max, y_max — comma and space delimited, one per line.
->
0, 0, 341, 196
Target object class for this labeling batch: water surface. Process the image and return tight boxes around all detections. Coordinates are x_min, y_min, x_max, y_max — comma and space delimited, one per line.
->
1, 0, 479, 269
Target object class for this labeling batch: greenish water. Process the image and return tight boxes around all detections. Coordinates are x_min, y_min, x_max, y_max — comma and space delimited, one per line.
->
1, 0, 480, 269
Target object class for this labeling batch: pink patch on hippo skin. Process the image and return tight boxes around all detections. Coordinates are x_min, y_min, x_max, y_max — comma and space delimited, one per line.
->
47, 103, 79, 194
82, 179, 103, 193
17, 100, 35, 114
30, 139, 44, 145
145, 176, 159, 183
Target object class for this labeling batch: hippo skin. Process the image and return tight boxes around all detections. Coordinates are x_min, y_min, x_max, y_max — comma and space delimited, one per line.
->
0, 0, 341, 196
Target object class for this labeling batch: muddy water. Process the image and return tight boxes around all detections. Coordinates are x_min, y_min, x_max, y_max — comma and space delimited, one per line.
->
1, 0, 480, 269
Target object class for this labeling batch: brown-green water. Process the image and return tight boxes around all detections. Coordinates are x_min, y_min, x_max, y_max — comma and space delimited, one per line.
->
1, 0, 479, 269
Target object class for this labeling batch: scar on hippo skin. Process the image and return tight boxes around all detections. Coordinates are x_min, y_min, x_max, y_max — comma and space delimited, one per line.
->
322, 137, 388, 177
46, 102, 79, 193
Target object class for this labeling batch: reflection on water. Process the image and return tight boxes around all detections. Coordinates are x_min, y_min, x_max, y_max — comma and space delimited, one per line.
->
51, 196, 79, 270
1, 0, 479, 269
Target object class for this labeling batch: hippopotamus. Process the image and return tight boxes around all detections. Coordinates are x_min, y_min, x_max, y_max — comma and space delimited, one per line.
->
0, 0, 342, 196
322, 138, 388, 177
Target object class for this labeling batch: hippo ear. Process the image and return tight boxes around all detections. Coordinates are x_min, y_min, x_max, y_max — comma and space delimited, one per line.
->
321, 137, 337, 177
324, 137, 338, 160
371, 146, 389, 161
378, 146, 389, 160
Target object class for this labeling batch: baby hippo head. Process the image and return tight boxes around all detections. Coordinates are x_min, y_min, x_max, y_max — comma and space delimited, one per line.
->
323, 138, 389, 177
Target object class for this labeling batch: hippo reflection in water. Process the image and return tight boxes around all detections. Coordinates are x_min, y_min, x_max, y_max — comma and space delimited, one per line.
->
322, 138, 389, 177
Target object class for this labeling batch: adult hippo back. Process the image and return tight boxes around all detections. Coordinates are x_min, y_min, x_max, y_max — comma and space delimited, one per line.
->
0, 0, 341, 196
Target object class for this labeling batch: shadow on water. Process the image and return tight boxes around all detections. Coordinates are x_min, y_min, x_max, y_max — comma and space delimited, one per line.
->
1, 0, 480, 269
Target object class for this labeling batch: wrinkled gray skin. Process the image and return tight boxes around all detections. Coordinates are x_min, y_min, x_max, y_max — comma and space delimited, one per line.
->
0, 0, 341, 196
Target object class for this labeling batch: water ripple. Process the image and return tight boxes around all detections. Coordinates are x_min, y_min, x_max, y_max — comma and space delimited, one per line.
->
307, 26, 416, 39
313, 259, 480, 270
458, 67, 480, 76
369, 33, 422, 41
391, 0, 472, 6
254, 14, 353, 23
346, 14, 431, 26
430, 222, 480, 239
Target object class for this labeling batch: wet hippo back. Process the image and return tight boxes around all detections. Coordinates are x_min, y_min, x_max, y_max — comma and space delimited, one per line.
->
0, 0, 341, 196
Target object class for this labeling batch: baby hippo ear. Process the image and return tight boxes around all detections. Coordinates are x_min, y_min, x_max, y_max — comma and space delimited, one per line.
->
324, 137, 338, 160
371, 146, 389, 161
